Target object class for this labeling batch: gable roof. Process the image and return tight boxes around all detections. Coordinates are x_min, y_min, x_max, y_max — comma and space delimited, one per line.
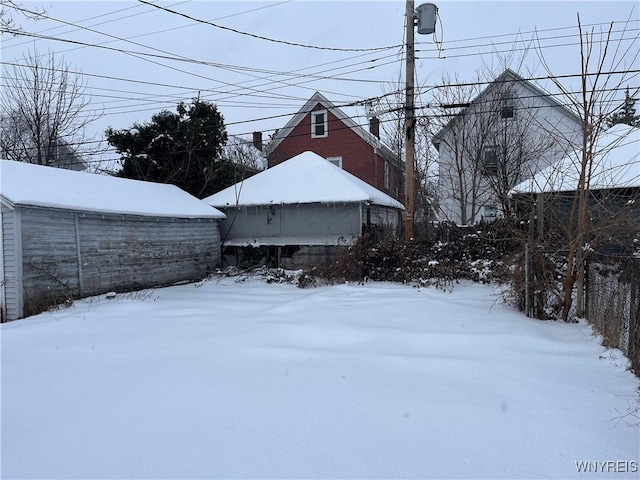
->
0, 159, 226, 219
262, 91, 400, 165
433, 69, 582, 143
509, 124, 640, 194
203, 151, 405, 209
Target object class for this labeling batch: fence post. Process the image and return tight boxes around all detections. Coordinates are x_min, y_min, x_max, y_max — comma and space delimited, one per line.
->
525, 242, 530, 317
631, 271, 639, 372
584, 257, 589, 320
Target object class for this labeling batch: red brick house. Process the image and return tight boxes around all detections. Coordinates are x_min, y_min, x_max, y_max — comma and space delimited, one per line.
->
261, 92, 404, 203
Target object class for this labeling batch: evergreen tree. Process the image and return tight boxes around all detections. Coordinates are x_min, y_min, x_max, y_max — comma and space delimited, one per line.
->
107, 98, 245, 198
606, 87, 639, 128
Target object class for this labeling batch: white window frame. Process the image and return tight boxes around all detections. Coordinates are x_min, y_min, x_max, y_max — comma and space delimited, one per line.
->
311, 110, 328, 138
326, 156, 342, 168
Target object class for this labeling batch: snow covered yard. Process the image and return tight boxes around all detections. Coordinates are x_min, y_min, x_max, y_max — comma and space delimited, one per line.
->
1, 277, 638, 479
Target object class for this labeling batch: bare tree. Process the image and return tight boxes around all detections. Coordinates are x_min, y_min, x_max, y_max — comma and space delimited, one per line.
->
0, 0, 43, 31
430, 72, 494, 224
531, 14, 640, 321
432, 66, 582, 226
1, 49, 101, 170
367, 84, 439, 224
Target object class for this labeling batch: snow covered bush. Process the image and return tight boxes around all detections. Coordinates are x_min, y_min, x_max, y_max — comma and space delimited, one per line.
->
314, 221, 515, 288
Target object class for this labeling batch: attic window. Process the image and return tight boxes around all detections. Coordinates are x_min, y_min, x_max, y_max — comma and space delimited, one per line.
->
501, 96, 514, 119
311, 110, 328, 138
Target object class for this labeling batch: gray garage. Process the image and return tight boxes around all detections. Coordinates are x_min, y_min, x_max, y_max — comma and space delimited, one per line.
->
1, 160, 225, 321
204, 151, 404, 268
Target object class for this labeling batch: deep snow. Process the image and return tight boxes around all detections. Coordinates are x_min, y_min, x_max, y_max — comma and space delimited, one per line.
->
0, 159, 225, 218
203, 151, 404, 209
1, 277, 638, 479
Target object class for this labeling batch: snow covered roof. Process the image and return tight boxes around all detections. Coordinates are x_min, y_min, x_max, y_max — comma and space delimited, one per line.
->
510, 124, 640, 194
0, 160, 226, 219
203, 151, 405, 209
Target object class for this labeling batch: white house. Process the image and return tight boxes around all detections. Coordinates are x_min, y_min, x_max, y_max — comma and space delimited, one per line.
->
432, 69, 582, 225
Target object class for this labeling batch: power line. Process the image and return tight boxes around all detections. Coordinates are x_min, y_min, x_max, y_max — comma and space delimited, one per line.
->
3, 65, 636, 133
0, 27, 403, 102
0, 49, 404, 106
415, 18, 640, 47
1, 13, 315, 104
3, 10, 636, 108
137, 0, 402, 53
416, 33, 640, 62
9, 82, 638, 171
417, 26, 638, 55
2, 0, 190, 49
2, 0, 293, 53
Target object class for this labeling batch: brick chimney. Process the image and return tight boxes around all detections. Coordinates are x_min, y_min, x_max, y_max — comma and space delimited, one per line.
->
252, 131, 263, 151
369, 117, 380, 139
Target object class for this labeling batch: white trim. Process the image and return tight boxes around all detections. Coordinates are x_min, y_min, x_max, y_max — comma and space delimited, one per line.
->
311, 109, 328, 138
14, 209, 24, 319
0, 206, 23, 321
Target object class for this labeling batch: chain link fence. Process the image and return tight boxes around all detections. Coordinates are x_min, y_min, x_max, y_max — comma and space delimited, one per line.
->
587, 253, 640, 372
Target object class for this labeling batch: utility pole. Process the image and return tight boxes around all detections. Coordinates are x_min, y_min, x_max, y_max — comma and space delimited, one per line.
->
404, 1, 437, 242
404, 0, 416, 242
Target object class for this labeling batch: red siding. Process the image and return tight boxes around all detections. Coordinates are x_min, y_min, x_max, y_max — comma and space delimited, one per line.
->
267, 104, 403, 201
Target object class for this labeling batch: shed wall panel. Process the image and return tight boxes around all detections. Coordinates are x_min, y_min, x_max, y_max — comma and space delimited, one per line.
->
221, 204, 362, 244
20, 208, 80, 317
78, 215, 220, 296
7, 206, 220, 320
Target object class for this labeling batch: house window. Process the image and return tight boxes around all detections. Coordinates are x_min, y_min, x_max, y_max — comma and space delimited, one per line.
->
501, 96, 514, 119
483, 146, 498, 175
311, 110, 328, 138
326, 156, 342, 168
483, 204, 499, 220
384, 161, 390, 189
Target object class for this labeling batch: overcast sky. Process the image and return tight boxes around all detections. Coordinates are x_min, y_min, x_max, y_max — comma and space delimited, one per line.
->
1, 1, 638, 167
